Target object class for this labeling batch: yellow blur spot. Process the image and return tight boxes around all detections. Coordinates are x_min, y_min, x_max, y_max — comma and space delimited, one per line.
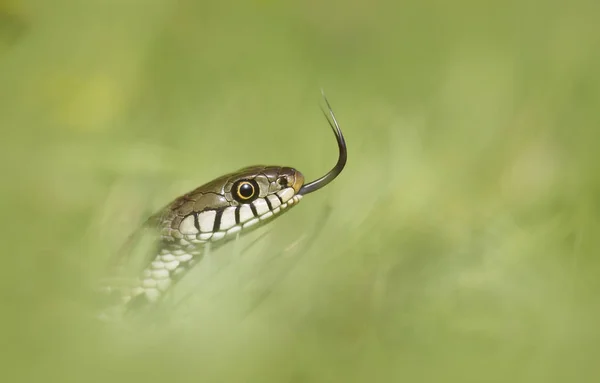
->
0, 0, 23, 15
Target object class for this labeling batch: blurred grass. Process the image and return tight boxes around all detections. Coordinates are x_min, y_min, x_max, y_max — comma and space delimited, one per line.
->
1, 0, 600, 382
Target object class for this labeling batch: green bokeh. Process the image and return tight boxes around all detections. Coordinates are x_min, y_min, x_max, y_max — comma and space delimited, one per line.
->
2, 0, 600, 382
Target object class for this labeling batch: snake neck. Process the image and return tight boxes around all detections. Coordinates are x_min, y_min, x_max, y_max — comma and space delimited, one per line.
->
119, 240, 210, 312
101, 192, 303, 317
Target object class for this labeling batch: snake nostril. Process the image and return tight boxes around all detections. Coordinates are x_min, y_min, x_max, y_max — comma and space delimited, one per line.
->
277, 177, 288, 187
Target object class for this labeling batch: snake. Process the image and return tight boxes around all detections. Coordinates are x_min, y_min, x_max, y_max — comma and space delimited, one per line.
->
103, 94, 347, 314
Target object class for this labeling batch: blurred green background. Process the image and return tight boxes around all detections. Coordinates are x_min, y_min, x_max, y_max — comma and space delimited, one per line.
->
2, 0, 600, 382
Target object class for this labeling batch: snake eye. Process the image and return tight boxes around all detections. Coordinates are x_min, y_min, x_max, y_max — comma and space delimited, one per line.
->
233, 180, 258, 202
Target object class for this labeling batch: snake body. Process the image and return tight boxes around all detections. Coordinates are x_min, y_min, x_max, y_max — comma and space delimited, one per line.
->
105, 94, 346, 313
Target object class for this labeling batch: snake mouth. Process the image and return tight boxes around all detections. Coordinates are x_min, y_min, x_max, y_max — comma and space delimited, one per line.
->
298, 92, 347, 196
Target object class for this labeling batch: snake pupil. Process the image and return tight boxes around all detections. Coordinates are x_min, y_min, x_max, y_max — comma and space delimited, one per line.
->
238, 182, 254, 199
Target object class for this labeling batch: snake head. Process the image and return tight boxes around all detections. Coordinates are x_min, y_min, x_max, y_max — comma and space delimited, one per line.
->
158, 166, 307, 246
